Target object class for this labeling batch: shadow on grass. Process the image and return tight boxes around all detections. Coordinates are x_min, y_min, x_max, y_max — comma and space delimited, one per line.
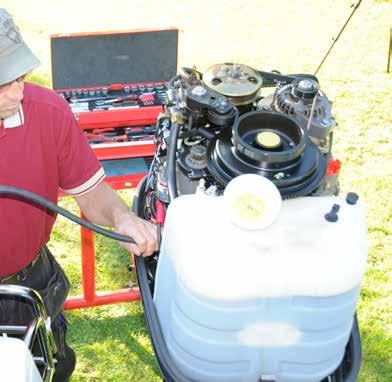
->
67, 307, 161, 381
66, 307, 392, 382
359, 324, 392, 382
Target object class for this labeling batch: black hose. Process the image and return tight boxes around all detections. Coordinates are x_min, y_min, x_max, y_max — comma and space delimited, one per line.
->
132, 176, 196, 382
196, 127, 215, 140
0, 185, 136, 244
167, 122, 180, 201
344, 314, 362, 382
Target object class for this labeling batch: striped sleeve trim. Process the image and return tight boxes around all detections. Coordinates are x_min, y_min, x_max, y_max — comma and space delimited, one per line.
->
62, 168, 106, 196
3, 104, 24, 128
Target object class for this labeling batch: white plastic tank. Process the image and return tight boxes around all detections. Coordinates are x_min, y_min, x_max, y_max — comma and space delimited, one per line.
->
154, 175, 368, 382
0, 337, 42, 381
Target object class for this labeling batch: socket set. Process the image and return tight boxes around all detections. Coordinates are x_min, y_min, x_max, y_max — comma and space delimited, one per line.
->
56, 82, 168, 130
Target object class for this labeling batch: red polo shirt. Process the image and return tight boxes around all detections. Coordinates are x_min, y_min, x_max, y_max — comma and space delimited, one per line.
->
0, 82, 105, 277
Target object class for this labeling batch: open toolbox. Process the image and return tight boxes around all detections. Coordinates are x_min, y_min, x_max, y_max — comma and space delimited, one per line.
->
50, 28, 178, 161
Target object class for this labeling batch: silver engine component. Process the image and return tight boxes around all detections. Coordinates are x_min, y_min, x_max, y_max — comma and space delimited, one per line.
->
203, 63, 262, 106
259, 78, 335, 145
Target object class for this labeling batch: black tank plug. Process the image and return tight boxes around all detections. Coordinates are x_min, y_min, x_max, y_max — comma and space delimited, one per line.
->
325, 203, 340, 222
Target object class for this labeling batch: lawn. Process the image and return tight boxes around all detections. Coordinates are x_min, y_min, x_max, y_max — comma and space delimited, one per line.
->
2, 0, 391, 381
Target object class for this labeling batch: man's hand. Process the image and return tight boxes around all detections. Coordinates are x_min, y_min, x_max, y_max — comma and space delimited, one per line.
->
114, 211, 158, 257
75, 181, 158, 257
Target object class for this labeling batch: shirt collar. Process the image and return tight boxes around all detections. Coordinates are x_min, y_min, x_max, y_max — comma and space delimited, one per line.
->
2, 104, 24, 128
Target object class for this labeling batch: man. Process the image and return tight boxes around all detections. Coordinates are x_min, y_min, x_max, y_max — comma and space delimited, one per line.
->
0, 8, 157, 381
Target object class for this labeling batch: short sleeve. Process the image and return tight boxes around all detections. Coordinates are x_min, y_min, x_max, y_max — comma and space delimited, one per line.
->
55, 102, 105, 195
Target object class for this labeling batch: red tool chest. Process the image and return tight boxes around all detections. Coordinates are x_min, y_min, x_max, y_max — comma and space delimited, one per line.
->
50, 28, 178, 161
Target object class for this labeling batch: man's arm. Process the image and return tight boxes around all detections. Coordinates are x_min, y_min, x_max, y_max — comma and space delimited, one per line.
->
74, 181, 157, 257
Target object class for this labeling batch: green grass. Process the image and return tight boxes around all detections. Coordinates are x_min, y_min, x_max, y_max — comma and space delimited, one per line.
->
67, 304, 161, 382
3, 0, 392, 380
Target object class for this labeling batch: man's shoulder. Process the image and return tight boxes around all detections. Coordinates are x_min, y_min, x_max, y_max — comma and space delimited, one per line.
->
23, 82, 70, 114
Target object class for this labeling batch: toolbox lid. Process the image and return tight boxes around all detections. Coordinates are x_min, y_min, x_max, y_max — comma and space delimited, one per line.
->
50, 28, 178, 89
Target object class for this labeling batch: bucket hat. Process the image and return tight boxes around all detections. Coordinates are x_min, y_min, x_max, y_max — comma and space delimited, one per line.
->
0, 8, 40, 86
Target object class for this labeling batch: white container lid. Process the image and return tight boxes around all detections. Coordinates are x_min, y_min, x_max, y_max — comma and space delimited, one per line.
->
223, 174, 282, 230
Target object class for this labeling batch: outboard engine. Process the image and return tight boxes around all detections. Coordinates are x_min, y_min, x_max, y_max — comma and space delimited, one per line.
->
133, 64, 366, 382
